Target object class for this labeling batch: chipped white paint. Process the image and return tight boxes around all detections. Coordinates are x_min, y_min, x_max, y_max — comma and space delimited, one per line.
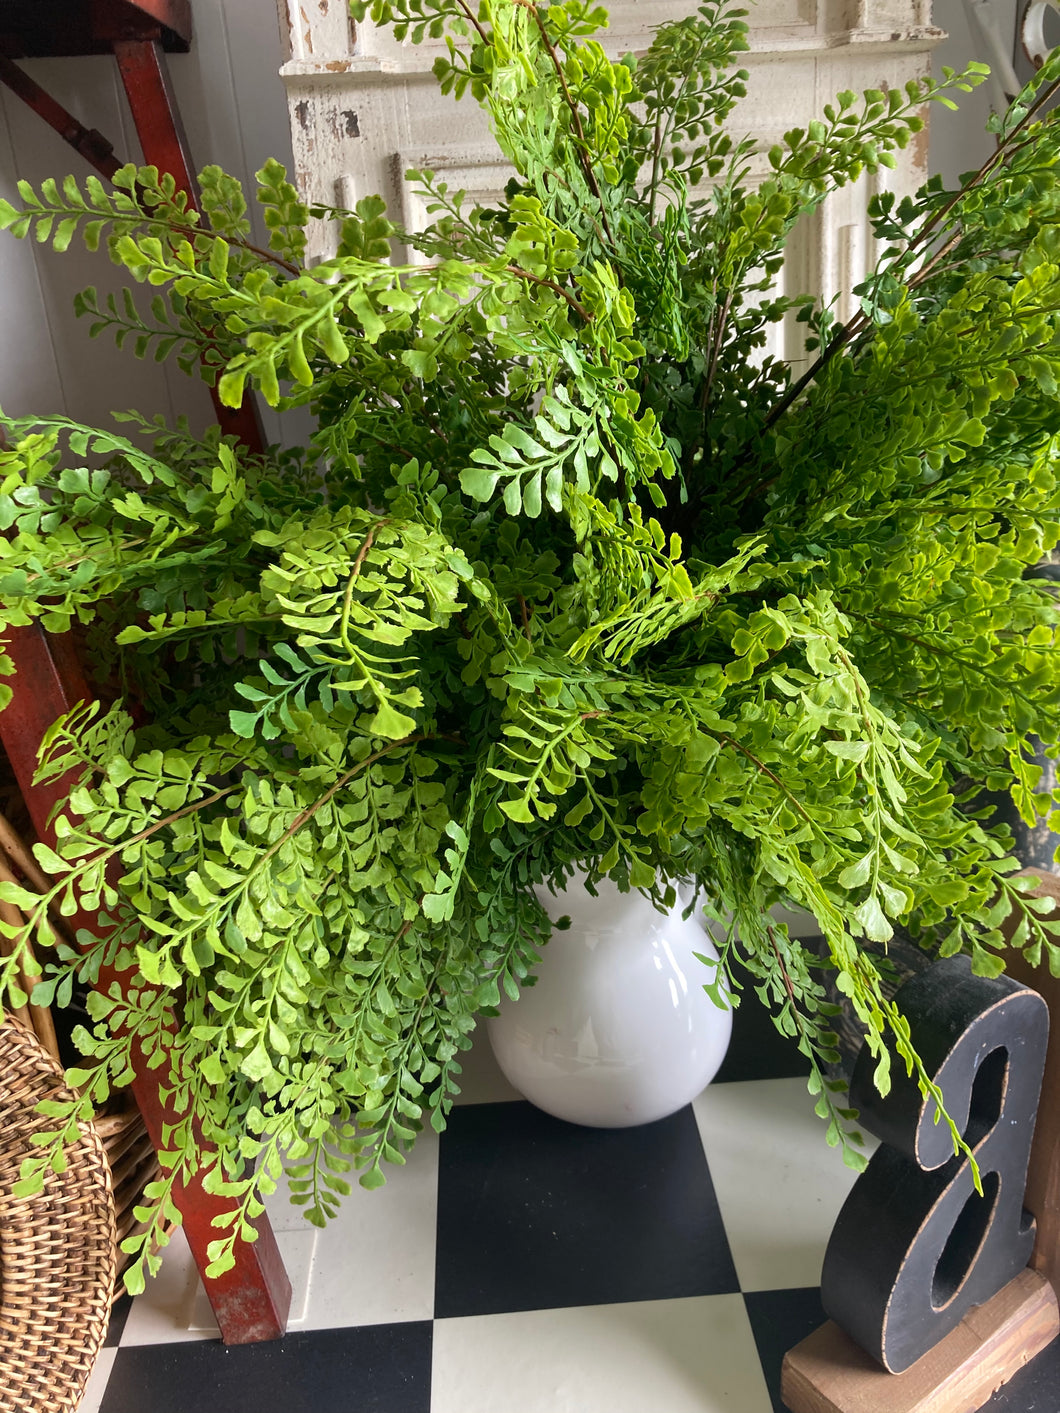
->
276, 2, 941, 360
394, 145, 512, 258
278, 0, 358, 63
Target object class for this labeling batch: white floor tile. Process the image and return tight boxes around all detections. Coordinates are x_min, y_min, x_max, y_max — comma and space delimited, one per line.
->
450, 1023, 523, 1105
293, 1128, 439, 1330
431, 1294, 773, 1413
119, 1226, 217, 1346
692, 1076, 874, 1292
120, 1130, 440, 1344
76, 1345, 117, 1413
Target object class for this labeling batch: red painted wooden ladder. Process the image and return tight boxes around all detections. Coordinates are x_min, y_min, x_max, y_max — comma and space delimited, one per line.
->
0, 0, 291, 1343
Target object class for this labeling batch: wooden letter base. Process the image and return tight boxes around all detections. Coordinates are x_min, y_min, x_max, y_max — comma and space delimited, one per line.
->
781, 1268, 1059, 1413
784, 871, 1060, 1411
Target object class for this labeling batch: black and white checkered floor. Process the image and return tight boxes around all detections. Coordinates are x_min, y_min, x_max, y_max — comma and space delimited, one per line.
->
79, 958, 1060, 1413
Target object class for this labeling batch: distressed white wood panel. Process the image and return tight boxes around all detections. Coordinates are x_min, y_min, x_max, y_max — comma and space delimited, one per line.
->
280, 0, 359, 61
278, 1, 942, 366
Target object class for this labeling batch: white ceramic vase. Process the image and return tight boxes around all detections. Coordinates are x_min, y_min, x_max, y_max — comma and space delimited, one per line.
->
487, 872, 733, 1127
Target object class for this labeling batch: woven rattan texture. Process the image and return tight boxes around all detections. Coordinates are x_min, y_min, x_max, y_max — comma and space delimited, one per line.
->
0, 1018, 116, 1413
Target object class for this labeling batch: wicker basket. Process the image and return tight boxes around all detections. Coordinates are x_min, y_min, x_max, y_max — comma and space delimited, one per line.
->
0, 810, 164, 1293
0, 1018, 116, 1413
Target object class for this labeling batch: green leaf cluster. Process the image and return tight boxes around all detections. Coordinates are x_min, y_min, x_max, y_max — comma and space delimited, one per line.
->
3, 0, 1060, 1286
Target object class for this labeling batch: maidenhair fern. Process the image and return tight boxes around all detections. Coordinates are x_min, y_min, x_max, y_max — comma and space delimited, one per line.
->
2, 0, 1060, 1292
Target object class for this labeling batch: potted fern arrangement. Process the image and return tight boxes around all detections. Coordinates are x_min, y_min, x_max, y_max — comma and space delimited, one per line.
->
2, 0, 1060, 1293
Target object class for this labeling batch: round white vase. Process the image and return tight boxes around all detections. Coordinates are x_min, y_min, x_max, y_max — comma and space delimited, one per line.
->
487, 873, 733, 1127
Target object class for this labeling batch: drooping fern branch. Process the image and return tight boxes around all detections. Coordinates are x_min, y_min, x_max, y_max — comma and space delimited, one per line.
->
1, 1, 1060, 1295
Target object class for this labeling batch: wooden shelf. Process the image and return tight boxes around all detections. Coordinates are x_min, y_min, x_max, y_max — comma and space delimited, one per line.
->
0, 1, 191, 58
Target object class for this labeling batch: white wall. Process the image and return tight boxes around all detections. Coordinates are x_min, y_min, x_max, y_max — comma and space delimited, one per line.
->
0, 0, 299, 442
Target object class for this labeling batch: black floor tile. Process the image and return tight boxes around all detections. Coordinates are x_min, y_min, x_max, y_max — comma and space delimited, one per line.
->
99, 1322, 433, 1413
434, 1100, 739, 1319
714, 957, 815, 1084
743, 1287, 827, 1413
103, 1292, 133, 1348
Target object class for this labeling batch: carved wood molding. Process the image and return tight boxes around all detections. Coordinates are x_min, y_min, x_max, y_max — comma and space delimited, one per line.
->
274, 0, 944, 346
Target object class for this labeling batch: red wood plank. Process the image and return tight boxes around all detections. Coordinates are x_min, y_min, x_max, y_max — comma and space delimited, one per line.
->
113, 37, 197, 203
2, 10, 283, 1340
0, 623, 292, 1342
96, 0, 194, 47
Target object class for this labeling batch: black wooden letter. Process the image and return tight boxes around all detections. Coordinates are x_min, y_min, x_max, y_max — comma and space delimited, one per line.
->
820, 955, 1049, 1373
